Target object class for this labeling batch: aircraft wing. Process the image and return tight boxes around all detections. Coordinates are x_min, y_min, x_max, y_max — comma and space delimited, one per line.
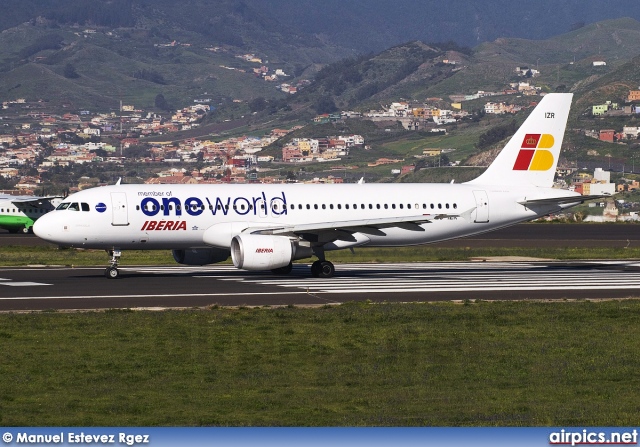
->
9, 196, 63, 207
252, 207, 475, 237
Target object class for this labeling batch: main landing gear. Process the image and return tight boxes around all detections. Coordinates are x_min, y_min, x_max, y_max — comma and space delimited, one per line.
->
310, 260, 335, 278
105, 249, 122, 279
310, 246, 334, 278
270, 260, 335, 278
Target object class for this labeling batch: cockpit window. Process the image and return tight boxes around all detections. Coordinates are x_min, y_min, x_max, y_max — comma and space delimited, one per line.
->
56, 203, 70, 210
68, 203, 80, 211
81, 203, 90, 212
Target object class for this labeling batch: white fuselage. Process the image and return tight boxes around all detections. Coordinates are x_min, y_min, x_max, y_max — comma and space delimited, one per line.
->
33, 183, 579, 251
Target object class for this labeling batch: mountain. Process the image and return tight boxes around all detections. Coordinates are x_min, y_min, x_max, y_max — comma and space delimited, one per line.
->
252, 0, 640, 51
2, 1, 640, 118
7, 1, 640, 52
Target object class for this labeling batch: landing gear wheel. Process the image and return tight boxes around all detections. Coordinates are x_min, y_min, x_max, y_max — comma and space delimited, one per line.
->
318, 261, 335, 278
20, 226, 30, 234
105, 266, 119, 279
271, 262, 293, 275
311, 260, 334, 278
310, 260, 322, 277
105, 248, 122, 279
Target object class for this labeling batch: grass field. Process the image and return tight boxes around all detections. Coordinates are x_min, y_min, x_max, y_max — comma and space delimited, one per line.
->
3, 244, 640, 426
2, 301, 640, 426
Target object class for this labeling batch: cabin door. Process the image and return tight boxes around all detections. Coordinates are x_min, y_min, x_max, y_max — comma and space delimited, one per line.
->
472, 190, 489, 223
110, 192, 129, 226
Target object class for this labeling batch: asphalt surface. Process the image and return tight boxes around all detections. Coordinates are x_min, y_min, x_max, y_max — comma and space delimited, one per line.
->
2, 260, 640, 311
1, 223, 640, 311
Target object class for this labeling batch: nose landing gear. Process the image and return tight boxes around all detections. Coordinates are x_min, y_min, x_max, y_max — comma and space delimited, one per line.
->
105, 249, 122, 279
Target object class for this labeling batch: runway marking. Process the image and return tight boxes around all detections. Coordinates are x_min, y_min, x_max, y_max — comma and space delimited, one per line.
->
3, 262, 640, 302
182, 262, 640, 294
0, 281, 51, 287
0, 291, 310, 301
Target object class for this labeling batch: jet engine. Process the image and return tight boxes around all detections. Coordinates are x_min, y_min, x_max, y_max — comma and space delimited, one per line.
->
230, 234, 296, 271
172, 248, 230, 265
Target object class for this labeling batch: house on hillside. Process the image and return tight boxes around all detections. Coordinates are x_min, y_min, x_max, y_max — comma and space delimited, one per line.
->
628, 90, 640, 102
599, 129, 615, 142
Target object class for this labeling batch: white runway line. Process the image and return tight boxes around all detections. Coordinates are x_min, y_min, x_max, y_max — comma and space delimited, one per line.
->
136, 262, 640, 295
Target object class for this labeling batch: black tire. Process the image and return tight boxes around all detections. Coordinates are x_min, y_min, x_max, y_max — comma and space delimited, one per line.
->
105, 267, 119, 279
20, 226, 30, 234
310, 260, 322, 277
318, 261, 335, 278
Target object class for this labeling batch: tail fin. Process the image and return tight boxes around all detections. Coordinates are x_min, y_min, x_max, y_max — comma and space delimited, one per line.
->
466, 93, 573, 187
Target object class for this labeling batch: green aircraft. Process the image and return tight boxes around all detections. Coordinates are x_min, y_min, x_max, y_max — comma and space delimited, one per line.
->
0, 195, 62, 233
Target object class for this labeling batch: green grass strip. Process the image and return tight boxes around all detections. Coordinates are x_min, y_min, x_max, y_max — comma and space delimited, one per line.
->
1, 301, 640, 426
1, 245, 639, 266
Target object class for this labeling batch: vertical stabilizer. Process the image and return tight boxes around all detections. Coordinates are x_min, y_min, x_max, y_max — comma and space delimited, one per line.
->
466, 93, 573, 187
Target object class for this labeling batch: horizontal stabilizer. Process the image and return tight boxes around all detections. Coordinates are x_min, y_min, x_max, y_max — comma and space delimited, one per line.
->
518, 194, 612, 207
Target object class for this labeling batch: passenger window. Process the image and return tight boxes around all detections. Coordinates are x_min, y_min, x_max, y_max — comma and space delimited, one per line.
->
306, 204, 310, 210
453, 203, 458, 209
314, 204, 318, 209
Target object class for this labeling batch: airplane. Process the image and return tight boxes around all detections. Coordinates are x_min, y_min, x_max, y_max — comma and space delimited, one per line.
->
33, 93, 597, 279
0, 194, 63, 234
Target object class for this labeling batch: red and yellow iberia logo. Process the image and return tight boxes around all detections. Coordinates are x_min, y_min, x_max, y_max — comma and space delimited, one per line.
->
512, 134, 555, 171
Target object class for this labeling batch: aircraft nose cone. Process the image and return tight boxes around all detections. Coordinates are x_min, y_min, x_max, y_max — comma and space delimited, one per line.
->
33, 213, 53, 241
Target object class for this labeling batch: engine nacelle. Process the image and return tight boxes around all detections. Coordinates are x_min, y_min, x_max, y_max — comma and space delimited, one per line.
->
172, 248, 230, 265
231, 234, 293, 271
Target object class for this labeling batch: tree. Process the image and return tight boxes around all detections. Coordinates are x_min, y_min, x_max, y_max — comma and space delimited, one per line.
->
155, 94, 170, 111
249, 97, 268, 113
314, 96, 338, 114
63, 63, 80, 79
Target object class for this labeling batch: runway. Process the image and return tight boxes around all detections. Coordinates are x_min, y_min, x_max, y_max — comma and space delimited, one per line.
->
2, 261, 640, 311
